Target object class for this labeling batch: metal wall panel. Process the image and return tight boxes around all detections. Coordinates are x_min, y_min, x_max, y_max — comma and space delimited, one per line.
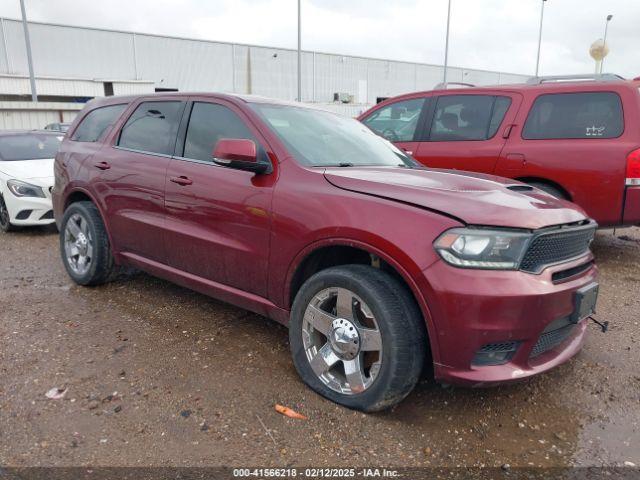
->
0, 109, 57, 129
0, 17, 529, 104
112, 81, 155, 96
0, 75, 103, 96
0, 19, 10, 73
134, 34, 233, 91
3, 19, 135, 79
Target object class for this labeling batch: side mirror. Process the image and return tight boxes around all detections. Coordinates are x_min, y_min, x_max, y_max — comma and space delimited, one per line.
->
212, 138, 271, 174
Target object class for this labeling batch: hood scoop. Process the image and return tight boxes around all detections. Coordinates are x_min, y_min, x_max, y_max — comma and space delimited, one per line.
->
506, 184, 534, 192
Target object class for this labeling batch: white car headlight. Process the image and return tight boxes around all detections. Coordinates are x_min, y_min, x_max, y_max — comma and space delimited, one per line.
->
6, 179, 46, 198
434, 228, 532, 270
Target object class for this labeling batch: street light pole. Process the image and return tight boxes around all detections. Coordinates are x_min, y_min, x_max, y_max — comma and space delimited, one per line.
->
19, 0, 37, 102
535, 0, 547, 77
297, 0, 301, 102
443, 0, 451, 83
600, 14, 613, 73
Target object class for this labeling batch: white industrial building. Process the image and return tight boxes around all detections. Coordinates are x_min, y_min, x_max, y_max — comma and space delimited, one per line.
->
0, 17, 529, 129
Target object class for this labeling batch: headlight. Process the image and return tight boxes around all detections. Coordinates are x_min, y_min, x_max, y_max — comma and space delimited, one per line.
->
6, 179, 46, 198
434, 228, 532, 270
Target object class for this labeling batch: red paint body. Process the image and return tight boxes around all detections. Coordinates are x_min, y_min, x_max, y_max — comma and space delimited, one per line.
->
359, 79, 640, 228
53, 93, 599, 387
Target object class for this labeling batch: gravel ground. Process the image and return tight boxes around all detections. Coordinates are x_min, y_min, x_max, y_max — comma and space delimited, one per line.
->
0, 226, 638, 468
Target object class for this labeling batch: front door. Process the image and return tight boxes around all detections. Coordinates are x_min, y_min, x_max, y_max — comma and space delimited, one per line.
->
413, 93, 522, 174
163, 99, 275, 297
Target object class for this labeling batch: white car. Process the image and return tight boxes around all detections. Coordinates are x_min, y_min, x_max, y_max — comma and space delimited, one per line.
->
0, 130, 62, 232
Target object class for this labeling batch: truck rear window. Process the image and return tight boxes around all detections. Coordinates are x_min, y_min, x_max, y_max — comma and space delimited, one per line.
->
522, 92, 623, 140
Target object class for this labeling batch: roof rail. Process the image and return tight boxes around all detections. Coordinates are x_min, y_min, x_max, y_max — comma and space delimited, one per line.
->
433, 81, 475, 90
526, 74, 625, 85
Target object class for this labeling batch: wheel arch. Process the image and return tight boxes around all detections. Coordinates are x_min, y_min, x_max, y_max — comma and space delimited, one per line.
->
285, 238, 440, 365
515, 176, 572, 200
62, 187, 118, 263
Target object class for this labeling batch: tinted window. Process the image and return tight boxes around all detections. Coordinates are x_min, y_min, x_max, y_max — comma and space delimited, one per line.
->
429, 95, 498, 141
183, 103, 256, 162
118, 101, 183, 155
71, 104, 127, 142
523, 92, 623, 139
0, 133, 62, 161
362, 98, 425, 142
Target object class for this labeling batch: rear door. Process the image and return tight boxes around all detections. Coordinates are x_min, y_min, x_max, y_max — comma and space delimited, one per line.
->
91, 99, 185, 263
163, 98, 275, 297
413, 92, 521, 174
360, 96, 431, 158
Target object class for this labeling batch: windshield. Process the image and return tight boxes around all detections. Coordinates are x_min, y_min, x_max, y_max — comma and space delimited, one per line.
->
251, 104, 416, 168
0, 134, 62, 161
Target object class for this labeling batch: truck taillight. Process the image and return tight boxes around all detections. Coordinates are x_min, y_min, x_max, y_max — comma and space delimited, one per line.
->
627, 148, 640, 186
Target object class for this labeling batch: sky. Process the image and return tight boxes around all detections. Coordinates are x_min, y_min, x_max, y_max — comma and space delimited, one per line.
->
0, 0, 638, 78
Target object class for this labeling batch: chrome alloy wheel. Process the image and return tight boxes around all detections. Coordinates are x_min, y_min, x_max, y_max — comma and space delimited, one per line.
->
63, 213, 93, 276
302, 287, 383, 395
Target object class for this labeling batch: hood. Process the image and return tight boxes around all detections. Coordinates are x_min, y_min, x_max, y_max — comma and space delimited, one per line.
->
323, 167, 587, 230
0, 158, 54, 182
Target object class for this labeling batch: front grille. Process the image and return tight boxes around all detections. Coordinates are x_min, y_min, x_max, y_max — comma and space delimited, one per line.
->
520, 223, 596, 273
530, 322, 575, 358
39, 210, 54, 220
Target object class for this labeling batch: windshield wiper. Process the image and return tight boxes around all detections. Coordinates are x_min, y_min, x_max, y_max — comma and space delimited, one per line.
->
337, 162, 354, 167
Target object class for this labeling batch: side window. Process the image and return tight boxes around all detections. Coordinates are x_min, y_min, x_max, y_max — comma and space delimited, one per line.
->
361, 98, 426, 142
183, 102, 256, 162
118, 101, 184, 155
71, 104, 127, 142
523, 92, 623, 140
429, 95, 496, 141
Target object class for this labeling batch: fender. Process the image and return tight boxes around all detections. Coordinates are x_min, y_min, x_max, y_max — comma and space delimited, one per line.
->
283, 236, 442, 363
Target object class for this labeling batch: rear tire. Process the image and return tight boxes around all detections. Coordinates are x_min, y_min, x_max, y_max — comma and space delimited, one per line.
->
289, 265, 427, 412
59, 201, 116, 286
529, 182, 567, 200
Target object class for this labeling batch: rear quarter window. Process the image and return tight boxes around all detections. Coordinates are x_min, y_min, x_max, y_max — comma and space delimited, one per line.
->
71, 104, 127, 142
522, 92, 623, 140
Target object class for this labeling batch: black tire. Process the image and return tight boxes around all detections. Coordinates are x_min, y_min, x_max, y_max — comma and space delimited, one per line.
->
289, 265, 427, 412
59, 201, 116, 286
529, 182, 567, 200
0, 195, 16, 232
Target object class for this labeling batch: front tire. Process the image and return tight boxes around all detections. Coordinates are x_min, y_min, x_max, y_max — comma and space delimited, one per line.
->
289, 265, 427, 412
59, 201, 116, 286
0, 195, 16, 232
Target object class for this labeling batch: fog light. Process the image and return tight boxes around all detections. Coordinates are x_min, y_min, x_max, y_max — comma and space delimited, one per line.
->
472, 341, 520, 366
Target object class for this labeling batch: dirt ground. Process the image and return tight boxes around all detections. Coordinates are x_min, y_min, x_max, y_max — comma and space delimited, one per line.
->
0, 226, 639, 469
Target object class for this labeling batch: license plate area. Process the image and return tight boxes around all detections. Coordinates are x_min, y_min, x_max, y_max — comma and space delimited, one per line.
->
570, 282, 599, 323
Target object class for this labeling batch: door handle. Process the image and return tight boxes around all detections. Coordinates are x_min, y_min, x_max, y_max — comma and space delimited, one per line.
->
401, 148, 414, 156
94, 161, 111, 170
502, 124, 515, 139
170, 176, 193, 186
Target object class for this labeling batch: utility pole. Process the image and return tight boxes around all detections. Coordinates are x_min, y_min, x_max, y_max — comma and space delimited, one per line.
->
19, 0, 38, 102
443, 0, 451, 83
297, 0, 301, 102
535, 0, 547, 77
600, 14, 613, 73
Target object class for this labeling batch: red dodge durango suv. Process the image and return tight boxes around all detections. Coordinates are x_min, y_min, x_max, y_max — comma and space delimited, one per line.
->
359, 74, 640, 228
53, 93, 599, 411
